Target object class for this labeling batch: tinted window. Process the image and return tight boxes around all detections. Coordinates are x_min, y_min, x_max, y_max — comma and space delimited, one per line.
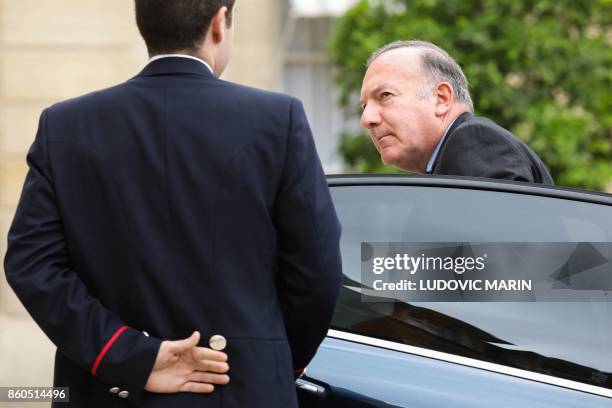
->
330, 184, 612, 390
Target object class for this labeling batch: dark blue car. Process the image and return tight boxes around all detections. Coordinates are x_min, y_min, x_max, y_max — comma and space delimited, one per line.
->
297, 175, 612, 407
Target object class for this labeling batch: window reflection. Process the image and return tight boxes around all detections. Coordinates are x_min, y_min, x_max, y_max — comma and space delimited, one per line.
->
331, 184, 612, 390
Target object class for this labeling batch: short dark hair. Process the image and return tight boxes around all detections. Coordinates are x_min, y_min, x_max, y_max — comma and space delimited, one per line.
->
135, 0, 236, 56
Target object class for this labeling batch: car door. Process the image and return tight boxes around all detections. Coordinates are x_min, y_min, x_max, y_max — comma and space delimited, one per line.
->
297, 175, 612, 408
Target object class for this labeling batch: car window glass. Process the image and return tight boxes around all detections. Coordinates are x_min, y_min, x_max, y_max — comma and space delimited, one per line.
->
330, 185, 612, 391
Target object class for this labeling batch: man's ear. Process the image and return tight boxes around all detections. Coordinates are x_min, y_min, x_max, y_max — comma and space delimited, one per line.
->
433, 82, 453, 116
210, 6, 228, 44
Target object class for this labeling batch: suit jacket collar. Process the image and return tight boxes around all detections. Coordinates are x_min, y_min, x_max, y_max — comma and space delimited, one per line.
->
430, 111, 472, 173
134, 56, 217, 79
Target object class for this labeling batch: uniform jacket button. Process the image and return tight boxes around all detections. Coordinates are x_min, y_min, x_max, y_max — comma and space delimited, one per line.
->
118, 390, 130, 398
209, 334, 227, 351
109, 387, 120, 394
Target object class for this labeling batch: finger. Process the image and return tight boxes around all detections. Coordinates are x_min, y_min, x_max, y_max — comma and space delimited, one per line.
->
193, 359, 230, 373
179, 382, 215, 393
191, 347, 228, 362
168, 331, 201, 354
188, 371, 230, 385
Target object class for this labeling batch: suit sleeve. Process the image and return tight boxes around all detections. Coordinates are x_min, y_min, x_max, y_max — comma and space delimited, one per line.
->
273, 98, 343, 370
4, 109, 161, 405
436, 124, 535, 182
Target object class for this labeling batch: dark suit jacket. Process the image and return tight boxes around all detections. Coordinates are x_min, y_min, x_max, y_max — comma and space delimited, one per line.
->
4, 57, 342, 407
431, 112, 554, 184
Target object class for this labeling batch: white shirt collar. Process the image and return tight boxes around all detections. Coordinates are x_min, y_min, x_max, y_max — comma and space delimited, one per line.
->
426, 115, 460, 173
148, 54, 213, 75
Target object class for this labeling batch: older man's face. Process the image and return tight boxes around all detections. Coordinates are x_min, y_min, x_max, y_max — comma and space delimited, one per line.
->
360, 48, 440, 173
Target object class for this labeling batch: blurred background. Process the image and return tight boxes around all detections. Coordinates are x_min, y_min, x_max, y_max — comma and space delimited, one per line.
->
330, 0, 611, 190
0, 0, 610, 404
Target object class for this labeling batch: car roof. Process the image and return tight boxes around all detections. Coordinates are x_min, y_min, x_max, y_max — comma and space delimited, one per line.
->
327, 174, 612, 207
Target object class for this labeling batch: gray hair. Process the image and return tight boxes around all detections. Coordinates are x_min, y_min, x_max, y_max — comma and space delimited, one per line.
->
367, 40, 474, 112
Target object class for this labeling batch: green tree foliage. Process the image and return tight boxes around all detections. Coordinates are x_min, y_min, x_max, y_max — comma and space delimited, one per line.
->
330, 0, 612, 190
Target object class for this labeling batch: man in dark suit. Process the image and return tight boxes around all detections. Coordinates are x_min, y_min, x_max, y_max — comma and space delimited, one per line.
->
3, 1, 342, 407
359, 40, 553, 184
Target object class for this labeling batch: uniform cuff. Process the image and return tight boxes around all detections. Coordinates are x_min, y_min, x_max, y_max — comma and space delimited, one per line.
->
93, 327, 162, 405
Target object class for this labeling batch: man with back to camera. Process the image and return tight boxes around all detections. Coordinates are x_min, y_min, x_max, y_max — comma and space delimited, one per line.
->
3, 1, 343, 407
360, 40, 554, 184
